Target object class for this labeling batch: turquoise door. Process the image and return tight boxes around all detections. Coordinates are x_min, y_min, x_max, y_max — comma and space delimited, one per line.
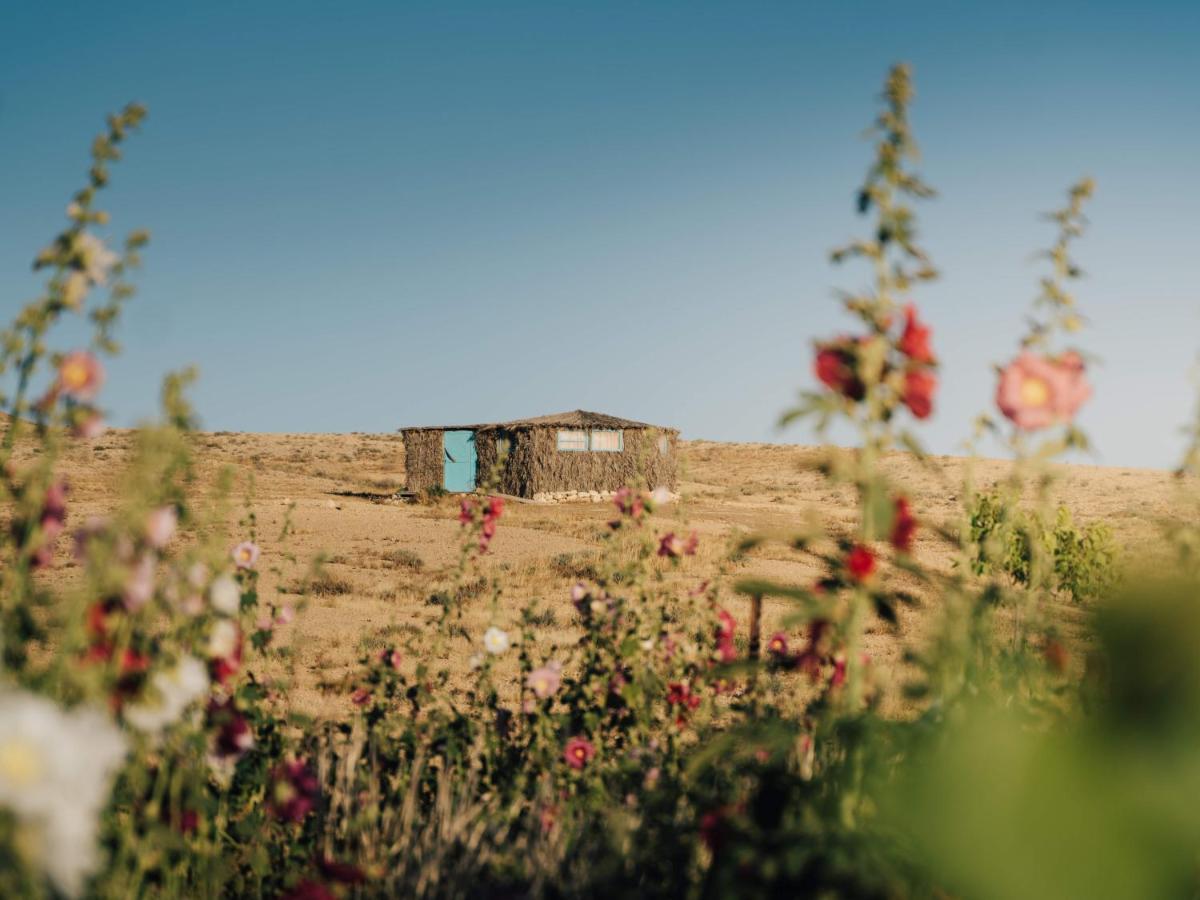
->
443, 430, 477, 493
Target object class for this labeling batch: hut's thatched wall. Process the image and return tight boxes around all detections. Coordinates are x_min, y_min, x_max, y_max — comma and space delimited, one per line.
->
401, 429, 445, 492
401, 412, 679, 498
503, 427, 677, 497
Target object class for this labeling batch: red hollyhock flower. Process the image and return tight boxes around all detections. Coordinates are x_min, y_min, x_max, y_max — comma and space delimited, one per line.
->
766, 632, 789, 657
814, 338, 866, 401
563, 736, 596, 770
902, 369, 937, 419
270, 759, 320, 823
208, 697, 255, 759
458, 498, 475, 525
846, 545, 876, 581
890, 497, 917, 553
715, 608, 737, 662
898, 304, 936, 364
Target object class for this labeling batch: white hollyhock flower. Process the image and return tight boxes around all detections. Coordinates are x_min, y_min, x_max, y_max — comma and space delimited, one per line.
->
483, 627, 509, 655
75, 232, 118, 286
123, 656, 210, 736
207, 619, 239, 660
0, 690, 127, 897
209, 574, 241, 616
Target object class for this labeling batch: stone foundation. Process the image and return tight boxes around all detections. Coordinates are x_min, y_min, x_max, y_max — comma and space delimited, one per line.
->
531, 489, 679, 505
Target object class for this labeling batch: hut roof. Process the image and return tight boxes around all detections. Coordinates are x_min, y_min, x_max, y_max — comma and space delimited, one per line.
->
399, 409, 673, 433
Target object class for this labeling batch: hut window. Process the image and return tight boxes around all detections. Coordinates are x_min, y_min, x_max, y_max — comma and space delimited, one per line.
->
557, 429, 588, 451
589, 429, 623, 452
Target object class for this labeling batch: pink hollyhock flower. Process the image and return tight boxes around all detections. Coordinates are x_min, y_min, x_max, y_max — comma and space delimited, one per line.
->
898, 304, 936, 364
526, 663, 562, 699
902, 368, 937, 419
276, 604, 296, 626
269, 759, 320, 823
564, 736, 596, 770
123, 554, 156, 610
846, 544, 876, 581
72, 410, 106, 439
890, 497, 917, 553
611, 487, 645, 525
996, 351, 1091, 430
30, 480, 69, 569
379, 647, 402, 669
145, 505, 177, 550
458, 498, 475, 525
350, 687, 371, 706
657, 531, 699, 558
57, 350, 105, 401
830, 652, 848, 688
814, 337, 866, 401
231, 541, 259, 569
715, 608, 737, 663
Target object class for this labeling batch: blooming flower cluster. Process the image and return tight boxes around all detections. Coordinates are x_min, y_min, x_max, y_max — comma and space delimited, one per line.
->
813, 304, 939, 420
0, 690, 127, 897
459, 495, 505, 551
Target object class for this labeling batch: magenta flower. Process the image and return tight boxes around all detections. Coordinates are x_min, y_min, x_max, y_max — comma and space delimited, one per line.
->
269, 759, 320, 823
996, 351, 1091, 430
564, 736, 596, 770
57, 350, 105, 402
232, 541, 260, 569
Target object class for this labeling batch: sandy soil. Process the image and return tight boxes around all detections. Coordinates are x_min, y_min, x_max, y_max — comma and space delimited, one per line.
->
30, 429, 1190, 718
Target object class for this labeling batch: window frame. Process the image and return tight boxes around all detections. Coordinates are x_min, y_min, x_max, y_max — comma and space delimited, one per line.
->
556, 429, 588, 452
588, 429, 624, 452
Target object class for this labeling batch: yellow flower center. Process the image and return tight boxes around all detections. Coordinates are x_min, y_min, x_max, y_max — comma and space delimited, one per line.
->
1019, 376, 1050, 407
61, 360, 91, 390
0, 739, 44, 787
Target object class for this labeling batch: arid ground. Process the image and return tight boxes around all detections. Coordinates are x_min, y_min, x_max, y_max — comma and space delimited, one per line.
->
40, 428, 1186, 718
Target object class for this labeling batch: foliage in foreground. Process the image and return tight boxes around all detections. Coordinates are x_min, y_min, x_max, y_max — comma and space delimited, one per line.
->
3, 66, 1200, 900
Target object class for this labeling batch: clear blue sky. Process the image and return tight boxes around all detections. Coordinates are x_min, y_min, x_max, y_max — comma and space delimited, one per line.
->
2, 1, 1197, 468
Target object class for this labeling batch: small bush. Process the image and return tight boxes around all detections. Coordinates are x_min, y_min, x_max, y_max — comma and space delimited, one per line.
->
969, 492, 1119, 602
383, 548, 424, 572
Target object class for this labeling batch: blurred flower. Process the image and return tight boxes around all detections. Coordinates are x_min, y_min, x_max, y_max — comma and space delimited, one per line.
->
527, 662, 562, 699
611, 487, 645, 527
232, 541, 259, 570
350, 687, 371, 706
715, 608, 737, 663
207, 619, 242, 685
61, 271, 88, 309
767, 632, 789, 657
29, 480, 69, 569
122, 554, 155, 611
0, 690, 127, 898
72, 410, 106, 440
123, 656, 210, 735
657, 531, 699, 558
207, 697, 254, 759
145, 506, 177, 549
276, 604, 297, 626
648, 485, 673, 507
76, 232, 118, 285
996, 350, 1091, 430
483, 626, 509, 655
57, 351, 105, 402
902, 368, 937, 419
890, 496, 917, 553
563, 736, 596, 770
846, 544, 877, 581
379, 647, 402, 669
898, 304, 936, 364
269, 759, 320, 823
814, 337, 865, 401
209, 574, 241, 616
